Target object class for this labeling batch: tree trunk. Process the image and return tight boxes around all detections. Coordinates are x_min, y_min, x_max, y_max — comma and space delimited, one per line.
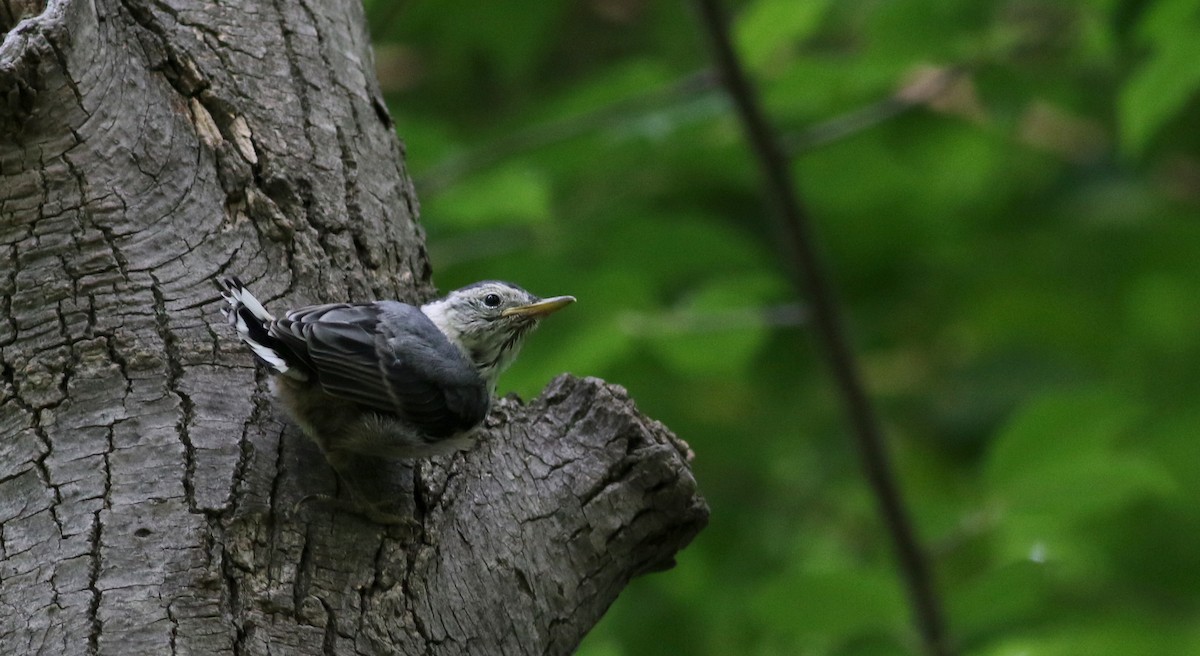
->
0, 1, 708, 653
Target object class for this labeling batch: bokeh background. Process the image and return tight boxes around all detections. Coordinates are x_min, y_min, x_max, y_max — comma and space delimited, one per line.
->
364, 1, 1200, 654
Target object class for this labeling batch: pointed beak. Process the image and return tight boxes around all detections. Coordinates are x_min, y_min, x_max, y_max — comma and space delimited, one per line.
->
501, 295, 576, 319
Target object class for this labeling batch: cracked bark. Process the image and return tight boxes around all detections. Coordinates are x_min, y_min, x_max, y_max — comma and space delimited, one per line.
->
0, 1, 709, 654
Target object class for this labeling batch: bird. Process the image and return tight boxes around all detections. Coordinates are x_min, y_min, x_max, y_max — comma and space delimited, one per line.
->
218, 276, 574, 520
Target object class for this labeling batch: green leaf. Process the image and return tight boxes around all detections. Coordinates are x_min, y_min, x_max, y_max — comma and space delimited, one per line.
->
985, 389, 1177, 566
734, 0, 831, 73
951, 560, 1052, 639
985, 389, 1138, 485
1123, 273, 1200, 354
634, 272, 790, 377
574, 637, 623, 656
599, 213, 774, 287
1005, 456, 1175, 520
751, 567, 907, 645
1118, 0, 1200, 154
399, 0, 569, 83
424, 164, 552, 228
974, 617, 1200, 656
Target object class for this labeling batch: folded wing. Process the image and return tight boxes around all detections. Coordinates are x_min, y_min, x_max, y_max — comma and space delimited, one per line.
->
270, 302, 489, 438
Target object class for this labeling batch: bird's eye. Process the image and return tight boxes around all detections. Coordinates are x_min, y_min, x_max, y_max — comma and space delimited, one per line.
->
483, 293, 502, 308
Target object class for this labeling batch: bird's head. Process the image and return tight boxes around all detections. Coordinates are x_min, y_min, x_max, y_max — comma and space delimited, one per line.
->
421, 281, 575, 386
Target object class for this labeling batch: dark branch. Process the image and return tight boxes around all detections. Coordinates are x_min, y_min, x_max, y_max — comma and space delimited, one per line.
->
689, 2, 955, 655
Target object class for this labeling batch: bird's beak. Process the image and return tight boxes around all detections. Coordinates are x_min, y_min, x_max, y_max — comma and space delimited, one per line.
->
501, 295, 576, 319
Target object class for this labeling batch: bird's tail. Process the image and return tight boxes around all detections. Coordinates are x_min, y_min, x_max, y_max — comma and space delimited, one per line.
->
218, 277, 304, 379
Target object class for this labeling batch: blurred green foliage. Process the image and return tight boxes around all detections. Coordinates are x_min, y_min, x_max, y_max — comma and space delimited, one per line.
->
365, 0, 1200, 653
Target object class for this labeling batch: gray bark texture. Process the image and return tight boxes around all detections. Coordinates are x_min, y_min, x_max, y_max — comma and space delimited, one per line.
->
0, 0, 709, 654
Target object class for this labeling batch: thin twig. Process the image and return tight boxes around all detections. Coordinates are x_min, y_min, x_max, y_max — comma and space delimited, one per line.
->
413, 66, 966, 197
415, 71, 718, 196
783, 66, 967, 154
689, 2, 955, 656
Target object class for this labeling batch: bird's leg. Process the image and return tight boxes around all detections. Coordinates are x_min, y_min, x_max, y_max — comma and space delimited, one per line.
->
294, 491, 418, 528
290, 449, 419, 529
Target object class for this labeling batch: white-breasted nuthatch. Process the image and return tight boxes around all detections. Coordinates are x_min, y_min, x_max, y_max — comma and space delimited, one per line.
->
218, 277, 574, 468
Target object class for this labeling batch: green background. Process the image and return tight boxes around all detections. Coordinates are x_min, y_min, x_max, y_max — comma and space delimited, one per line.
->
365, 0, 1200, 653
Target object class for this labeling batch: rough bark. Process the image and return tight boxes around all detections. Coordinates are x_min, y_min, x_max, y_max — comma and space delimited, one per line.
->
0, 0, 709, 654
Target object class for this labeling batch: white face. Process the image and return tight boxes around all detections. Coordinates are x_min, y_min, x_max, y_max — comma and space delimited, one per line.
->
421, 281, 574, 385
449, 281, 541, 325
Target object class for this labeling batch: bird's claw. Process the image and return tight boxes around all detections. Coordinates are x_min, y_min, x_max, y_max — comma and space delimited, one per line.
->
292, 493, 420, 531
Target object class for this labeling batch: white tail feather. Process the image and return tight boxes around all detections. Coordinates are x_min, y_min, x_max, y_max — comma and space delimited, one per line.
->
219, 277, 305, 380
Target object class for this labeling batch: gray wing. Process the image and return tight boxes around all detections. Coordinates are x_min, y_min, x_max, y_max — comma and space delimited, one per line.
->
270, 302, 489, 438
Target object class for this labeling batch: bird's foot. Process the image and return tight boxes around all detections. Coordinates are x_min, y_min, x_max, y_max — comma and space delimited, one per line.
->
293, 493, 421, 531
